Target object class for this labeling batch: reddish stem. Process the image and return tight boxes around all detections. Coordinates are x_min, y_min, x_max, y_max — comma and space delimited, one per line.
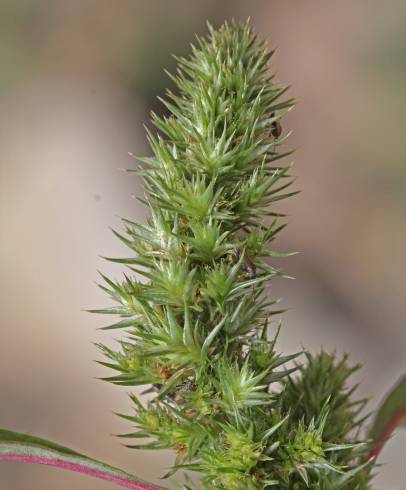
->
369, 409, 406, 460
0, 454, 162, 490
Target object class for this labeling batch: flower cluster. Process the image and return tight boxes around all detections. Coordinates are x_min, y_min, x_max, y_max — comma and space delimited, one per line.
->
95, 21, 373, 489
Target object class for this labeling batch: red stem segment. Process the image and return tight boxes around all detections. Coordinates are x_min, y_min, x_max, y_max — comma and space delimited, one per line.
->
0, 451, 164, 490
369, 409, 406, 460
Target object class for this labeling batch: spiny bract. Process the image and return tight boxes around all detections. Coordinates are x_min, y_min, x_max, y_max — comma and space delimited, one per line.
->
94, 21, 373, 489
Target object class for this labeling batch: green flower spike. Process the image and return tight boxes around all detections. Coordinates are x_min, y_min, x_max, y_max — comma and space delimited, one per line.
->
96, 21, 374, 489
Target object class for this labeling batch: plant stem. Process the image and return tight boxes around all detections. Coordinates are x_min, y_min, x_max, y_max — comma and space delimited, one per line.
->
0, 440, 165, 490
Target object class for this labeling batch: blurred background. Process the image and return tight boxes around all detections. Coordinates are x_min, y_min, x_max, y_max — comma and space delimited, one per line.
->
0, 1, 405, 488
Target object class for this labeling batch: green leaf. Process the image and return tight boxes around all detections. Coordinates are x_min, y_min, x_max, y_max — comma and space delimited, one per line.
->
201, 315, 227, 358
0, 428, 165, 490
369, 375, 406, 458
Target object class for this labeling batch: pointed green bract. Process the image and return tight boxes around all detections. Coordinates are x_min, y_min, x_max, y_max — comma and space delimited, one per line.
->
97, 21, 373, 488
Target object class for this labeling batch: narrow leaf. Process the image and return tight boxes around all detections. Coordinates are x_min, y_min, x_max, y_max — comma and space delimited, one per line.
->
369, 375, 406, 459
0, 428, 165, 490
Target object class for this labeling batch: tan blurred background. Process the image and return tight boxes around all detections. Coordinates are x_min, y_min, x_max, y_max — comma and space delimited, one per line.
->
0, 1, 405, 488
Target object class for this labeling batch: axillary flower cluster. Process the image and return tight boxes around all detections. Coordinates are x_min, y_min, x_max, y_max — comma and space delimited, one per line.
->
95, 21, 373, 489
